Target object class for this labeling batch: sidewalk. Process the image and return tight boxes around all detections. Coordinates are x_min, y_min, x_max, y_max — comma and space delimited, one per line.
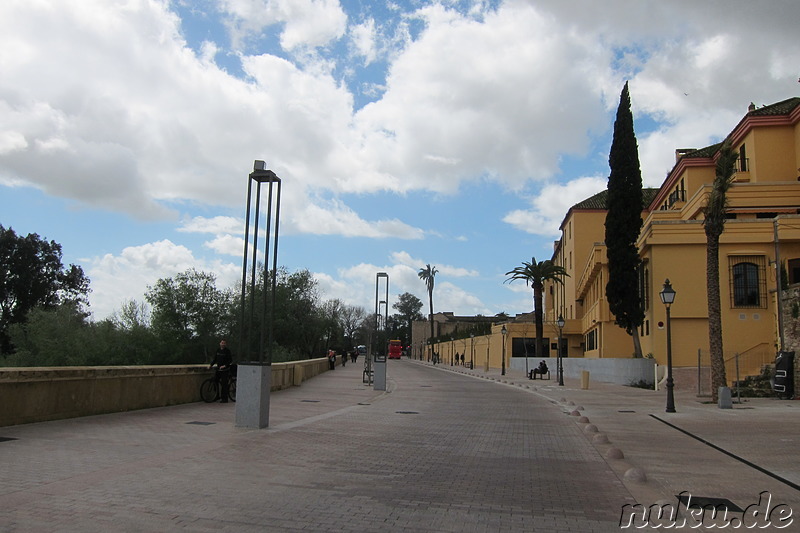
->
1, 358, 798, 531
435, 359, 800, 516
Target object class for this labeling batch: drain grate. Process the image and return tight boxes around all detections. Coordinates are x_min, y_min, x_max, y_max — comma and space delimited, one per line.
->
301, 400, 320, 403
618, 410, 636, 413
677, 494, 743, 513
186, 421, 215, 426
395, 411, 419, 415
0, 437, 18, 443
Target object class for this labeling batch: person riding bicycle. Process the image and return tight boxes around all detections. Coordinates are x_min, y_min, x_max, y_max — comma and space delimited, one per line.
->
209, 339, 233, 403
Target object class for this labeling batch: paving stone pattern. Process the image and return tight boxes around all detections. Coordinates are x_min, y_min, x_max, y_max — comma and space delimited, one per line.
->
0, 360, 635, 532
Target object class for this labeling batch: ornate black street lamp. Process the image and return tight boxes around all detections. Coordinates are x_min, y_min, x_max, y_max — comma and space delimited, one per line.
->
556, 315, 565, 386
660, 279, 677, 413
501, 325, 507, 376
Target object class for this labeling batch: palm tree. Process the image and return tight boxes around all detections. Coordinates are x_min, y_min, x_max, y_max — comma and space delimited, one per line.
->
418, 264, 438, 362
505, 257, 569, 362
703, 140, 737, 403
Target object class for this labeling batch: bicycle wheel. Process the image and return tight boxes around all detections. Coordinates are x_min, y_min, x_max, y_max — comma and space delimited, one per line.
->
228, 378, 236, 402
200, 378, 219, 403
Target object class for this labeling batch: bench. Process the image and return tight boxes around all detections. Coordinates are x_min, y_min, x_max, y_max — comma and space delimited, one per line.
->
529, 369, 551, 380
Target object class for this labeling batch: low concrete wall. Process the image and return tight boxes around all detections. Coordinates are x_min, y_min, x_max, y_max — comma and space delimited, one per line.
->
509, 357, 656, 385
0, 358, 332, 428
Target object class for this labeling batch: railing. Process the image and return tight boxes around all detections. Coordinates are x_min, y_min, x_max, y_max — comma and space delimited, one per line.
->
667, 188, 686, 208
694, 344, 775, 398
724, 342, 773, 384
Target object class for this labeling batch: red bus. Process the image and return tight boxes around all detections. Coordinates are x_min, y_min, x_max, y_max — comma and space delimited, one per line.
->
388, 339, 403, 359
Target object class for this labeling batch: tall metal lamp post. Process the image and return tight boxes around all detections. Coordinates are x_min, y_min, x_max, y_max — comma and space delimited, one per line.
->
501, 325, 507, 376
660, 279, 677, 413
237, 160, 281, 429
470, 333, 475, 370
556, 314, 565, 386
368, 272, 388, 387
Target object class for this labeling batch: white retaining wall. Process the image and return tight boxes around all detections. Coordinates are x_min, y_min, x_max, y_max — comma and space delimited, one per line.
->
509, 357, 656, 385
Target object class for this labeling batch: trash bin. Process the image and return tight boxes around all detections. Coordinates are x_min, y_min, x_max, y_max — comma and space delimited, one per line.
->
773, 351, 794, 399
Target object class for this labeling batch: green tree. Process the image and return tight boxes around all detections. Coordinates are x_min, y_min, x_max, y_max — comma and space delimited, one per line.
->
703, 140, 737, 402
320, 298, 344, 351
505, 257, 568, 359
108, 299, 160, 364
240, 267, 327, 360
339, 304, 367, 349
6, 303, 89, 366
0, 225, 91, 354
604, 81, 645, 358
418, 264, 438, 361
145, 268, 232, 363
275, 268, 323, 357
392, 292, 423, 345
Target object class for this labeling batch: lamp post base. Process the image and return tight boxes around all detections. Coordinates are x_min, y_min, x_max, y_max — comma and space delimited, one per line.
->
665, 378, 676, 413
235, 363, 271, 428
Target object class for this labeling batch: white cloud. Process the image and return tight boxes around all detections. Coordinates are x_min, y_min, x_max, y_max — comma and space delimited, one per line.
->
314, 252, 487, 315
351, 1, 612, 193
292, 200, 425, 239
503, 176, 607, 236
389, 251, 478, 277
86, 239, 238, 319
4, 0, 800, 323
0, 130, 27, 155
178, 216, 242, 235
220, 0, 347, 51
204, 234, 245, 257
3, 0, 798, 234
349, 17, 377, 65
637, 110, 742, 188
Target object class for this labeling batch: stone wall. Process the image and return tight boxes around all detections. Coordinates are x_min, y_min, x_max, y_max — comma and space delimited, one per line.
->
0, 357, 333, 427
781, 284, 800, 397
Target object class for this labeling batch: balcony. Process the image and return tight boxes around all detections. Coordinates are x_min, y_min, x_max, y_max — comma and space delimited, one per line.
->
666, 188, 686, 209
733, 157, 750, 182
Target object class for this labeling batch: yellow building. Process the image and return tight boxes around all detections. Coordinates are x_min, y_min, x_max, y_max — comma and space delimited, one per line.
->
546, 97, 800, 383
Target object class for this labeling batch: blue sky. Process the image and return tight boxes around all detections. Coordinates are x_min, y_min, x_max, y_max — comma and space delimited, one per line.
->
1, 0, 799, 320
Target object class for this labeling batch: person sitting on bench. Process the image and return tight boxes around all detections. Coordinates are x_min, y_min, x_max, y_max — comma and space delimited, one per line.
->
531, 360, 549, 379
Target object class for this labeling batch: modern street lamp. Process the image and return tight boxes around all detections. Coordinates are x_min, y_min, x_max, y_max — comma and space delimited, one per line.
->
556, 314, 565, 386
470, 333, 475, 370
660, 279, 677, 413
237, 160, 281, 428
501, 325, 507, 376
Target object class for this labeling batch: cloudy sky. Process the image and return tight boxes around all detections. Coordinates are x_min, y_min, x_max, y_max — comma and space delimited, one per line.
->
1, 0, 798, 320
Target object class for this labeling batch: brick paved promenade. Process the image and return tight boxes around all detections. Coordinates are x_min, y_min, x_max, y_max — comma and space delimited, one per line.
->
2, 358, 799, 531
1, 359, 635, 532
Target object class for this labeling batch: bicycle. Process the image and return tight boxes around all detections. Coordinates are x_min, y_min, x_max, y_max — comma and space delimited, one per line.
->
201, 365, 237, 403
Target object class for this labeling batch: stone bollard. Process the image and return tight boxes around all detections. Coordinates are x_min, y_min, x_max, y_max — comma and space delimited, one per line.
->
581, 370, 590, 390
718, 386, 732, 409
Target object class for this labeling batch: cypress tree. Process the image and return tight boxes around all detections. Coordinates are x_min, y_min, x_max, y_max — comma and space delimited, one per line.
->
604, 82, 644, 357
